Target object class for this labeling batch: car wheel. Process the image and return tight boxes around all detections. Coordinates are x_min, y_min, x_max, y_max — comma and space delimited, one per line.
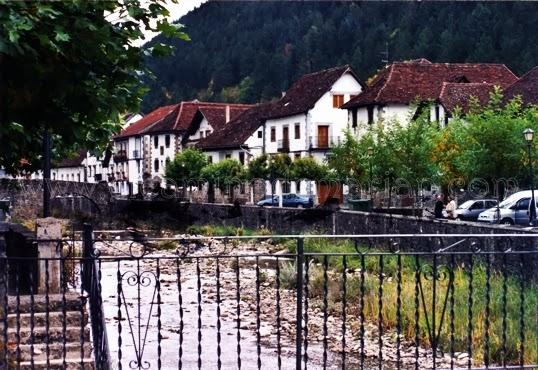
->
500, 218, 514, 225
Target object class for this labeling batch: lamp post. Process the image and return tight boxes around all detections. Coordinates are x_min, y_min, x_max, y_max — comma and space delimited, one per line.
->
367, 147, 374, 200
523, 128, 536, 224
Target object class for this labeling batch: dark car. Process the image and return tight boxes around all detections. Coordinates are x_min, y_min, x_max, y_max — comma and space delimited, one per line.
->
455, 199, 498, 221
257, 193, 313, 208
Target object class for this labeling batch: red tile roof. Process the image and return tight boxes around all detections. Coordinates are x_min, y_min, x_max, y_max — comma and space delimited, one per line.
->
342, 60, 518, 109
503, 66, 538, 107
115, 101, 253, 139
438, 82, 495, 114
267, 65, 364, 119
196, 103, 275, 150
187, 104, 252, 137
115, 104, 179, 139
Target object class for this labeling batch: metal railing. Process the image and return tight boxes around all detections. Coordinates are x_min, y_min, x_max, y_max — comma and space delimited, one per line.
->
1, 229, 537, 370
308, 136, 341, 149
277, 139, 290, 152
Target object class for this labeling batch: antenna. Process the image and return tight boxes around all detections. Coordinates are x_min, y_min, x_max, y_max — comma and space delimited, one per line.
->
380, 41, 389, 66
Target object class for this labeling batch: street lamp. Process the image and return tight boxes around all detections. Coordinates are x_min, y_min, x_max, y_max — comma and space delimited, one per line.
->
367, 147, 374, 200
523, 128, 536, 224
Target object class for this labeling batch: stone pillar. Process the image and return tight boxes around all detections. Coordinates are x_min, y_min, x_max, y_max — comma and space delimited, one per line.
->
36, 218, 63, 294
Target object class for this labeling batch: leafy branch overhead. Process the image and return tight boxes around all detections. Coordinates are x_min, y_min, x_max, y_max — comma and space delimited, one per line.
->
0, 0, 188, 174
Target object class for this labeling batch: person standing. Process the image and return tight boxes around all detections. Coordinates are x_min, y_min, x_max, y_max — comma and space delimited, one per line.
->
434, 194, 445, 218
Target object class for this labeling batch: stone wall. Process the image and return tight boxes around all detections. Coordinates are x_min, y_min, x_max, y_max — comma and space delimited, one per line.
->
0, 179, 113, 219
112, 200, 538, 276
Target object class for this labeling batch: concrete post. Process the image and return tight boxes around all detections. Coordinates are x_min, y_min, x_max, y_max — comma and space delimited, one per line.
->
36, 218, 63, 294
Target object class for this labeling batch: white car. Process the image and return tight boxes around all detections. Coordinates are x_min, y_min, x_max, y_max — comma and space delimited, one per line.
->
477, 190, 538, 225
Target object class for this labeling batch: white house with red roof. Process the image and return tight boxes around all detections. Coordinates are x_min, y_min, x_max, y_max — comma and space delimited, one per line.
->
111, 101, 253, 195
341, 59, 518, 131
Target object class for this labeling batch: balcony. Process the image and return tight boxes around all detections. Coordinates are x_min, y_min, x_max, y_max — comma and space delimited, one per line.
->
113, 150, 128, 163
308, 136, 340, 150
277, 139, 290, 152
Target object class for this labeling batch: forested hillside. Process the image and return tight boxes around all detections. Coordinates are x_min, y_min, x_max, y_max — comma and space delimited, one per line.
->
142, 1, 538, 112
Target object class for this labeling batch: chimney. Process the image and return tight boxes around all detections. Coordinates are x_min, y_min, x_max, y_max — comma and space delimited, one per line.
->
225, 105, 231, 123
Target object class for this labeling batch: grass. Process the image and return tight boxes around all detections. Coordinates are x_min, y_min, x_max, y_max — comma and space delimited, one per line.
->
183, 224, 537, 365
185, 224, 271, 237
293, 238, 538, 366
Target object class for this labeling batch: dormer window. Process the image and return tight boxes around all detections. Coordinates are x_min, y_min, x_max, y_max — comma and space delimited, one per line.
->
333, 94, 344, 108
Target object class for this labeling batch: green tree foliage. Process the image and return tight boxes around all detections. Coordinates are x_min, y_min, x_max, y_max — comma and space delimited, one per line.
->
291, 156, 328, 181
267, 154, 292, 180
246, 154, 269, 180
143, 1, 538, 110
200, 158, 245, 194
0, 0, 188, 174
433, 90, 538, 188
165, 147, 208, 187
329, 112, 440, 199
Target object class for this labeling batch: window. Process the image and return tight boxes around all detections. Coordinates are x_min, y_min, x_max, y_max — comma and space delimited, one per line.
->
352, 108, 358, 128
207, 155, 213, 163
333, 94, 344, 108
165, 157, 170, 166
515, 198, 530, 211
165, 135, 171, 148
367, 106, 374, 125
225, 153, 232, 159
154, 159, 159, 172
205, 130, 211, 137
239, 152, 245, 165
294, 123, 300, 139
154, 136, 158, 148
258, 130, 263, 139
200, 131, 204, 138
270, 127, 276, 142
435, 105, 440, 122
160, 146, 164, 155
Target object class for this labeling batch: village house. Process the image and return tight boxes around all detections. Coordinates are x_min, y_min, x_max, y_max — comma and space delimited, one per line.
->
111, 101, 250, 195
341, 59, 518, 131
263, 65, 364, 163
196, 103, 274, 164
196, 65, 364, 200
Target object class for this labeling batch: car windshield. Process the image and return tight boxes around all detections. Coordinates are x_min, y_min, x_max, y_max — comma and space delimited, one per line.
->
498, 194, 523, 209
458, 200, 475, 209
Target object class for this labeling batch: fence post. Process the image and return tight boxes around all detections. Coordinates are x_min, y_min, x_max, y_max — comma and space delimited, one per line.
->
0, 225, 7, 369
296, 237, 304, 370
82, 223, 93, 292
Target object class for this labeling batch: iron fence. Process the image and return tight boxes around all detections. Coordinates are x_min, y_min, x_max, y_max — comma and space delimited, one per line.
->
0, 229, 537, 370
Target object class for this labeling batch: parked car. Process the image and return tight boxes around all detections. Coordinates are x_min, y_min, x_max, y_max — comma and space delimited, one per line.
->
257, 193, 313, 208
455, 199, 498, 221
477, 190, 538, 225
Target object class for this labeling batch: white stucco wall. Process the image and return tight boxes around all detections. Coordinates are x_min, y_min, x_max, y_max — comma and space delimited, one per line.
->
192, 117, 214, 141
149, 133, 177, 178
52, 167, 85, 182
264, 71, 362, 161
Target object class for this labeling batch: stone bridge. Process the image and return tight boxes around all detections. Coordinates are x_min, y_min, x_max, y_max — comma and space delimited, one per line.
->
0, 179, 113, 219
